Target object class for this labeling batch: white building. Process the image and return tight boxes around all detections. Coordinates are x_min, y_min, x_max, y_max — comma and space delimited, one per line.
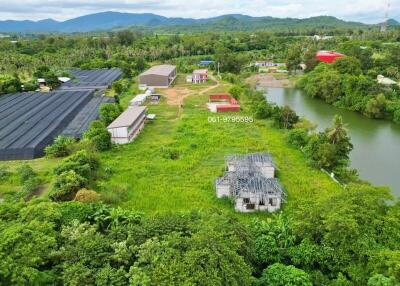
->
192, 69, 208, 84
216, 153, 285, 213
130, 94, 148, 106
107, 106, 147, 144
377, 75, 397, 86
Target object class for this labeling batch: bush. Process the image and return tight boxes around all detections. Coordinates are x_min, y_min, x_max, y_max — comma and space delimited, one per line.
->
0, 74, 22, 95
273, 106, 299, 129
51, 170, 87, 201
286, 128, 309, 148
258, 263, 312, 286
16, 164, 36, 184
58, 201, 94, 224
45, 136, 76, 158
15, 177, 41, 201
74, 188, 100, 203
0, 166, 11, 180
54, 150, 99, 178
254, 101, 274, 119
229, 85, 243, 100
99, 103, 122, 126
83, 120, 112, 151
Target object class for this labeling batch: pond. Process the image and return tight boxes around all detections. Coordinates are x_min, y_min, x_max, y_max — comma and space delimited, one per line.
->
265, 87, 400, 196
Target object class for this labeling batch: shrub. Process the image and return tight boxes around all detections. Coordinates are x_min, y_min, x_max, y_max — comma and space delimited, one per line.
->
15, 177, 41, 201
54, 150, 99, 178
254, 101, 274, 119
51, 170, 87, 201
45, 136, 76, 158
273, 106, 299, 129
258, 263, 312, 286
16, 164, 36, 184
99, 103, 122, 126
74, 188, 100, 203
229, 85, 243, 100
83, 120, 112, 151
58, 201, 93, 224
0, 166, 10, 180
286, 128, 309, 148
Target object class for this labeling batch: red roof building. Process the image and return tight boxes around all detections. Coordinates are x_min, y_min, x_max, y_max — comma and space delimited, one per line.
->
316, 51, 345, 63
208, 93, 241, 113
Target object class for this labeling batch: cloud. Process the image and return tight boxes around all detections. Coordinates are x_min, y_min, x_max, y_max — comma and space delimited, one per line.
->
0, 0, 398, 23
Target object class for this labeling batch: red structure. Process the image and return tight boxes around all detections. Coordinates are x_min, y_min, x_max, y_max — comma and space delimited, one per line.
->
316, 51, 345, 63
208, 93, 241, 112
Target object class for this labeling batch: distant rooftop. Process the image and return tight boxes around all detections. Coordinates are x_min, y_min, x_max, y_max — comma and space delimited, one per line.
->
193, 69, 208, 74
59, 68, 122, 90
140, 65, 176, 77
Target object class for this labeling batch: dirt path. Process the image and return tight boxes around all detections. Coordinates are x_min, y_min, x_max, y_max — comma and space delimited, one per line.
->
247, 74, 294, 88
163, 74, 221, 117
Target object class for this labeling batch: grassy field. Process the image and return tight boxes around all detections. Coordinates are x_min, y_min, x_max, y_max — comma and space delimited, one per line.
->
0, 76, 342, 219
97, 78, 342, 218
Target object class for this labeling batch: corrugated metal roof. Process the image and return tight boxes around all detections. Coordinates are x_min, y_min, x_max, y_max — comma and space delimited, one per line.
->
140, 65, 176, 77
0, 90, 95, 160
108, 106, 147, 129
59, 68, 122, 90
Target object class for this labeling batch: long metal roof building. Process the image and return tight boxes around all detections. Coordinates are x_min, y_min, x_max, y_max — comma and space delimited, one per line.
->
0, 90, 94, 160
59, 68, 122, 90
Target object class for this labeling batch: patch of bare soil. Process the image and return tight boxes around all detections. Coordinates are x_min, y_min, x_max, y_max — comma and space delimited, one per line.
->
163, 74, 221, 116
247, 74, 294, 88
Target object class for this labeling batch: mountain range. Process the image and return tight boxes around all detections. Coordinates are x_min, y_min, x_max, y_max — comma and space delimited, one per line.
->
0, 11, 398, 33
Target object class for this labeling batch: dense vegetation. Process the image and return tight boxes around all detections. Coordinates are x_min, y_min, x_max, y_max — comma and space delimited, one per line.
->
1, 27, 400, 285
297, 41, 400, 123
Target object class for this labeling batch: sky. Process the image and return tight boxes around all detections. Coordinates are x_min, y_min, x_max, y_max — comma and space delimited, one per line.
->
0, 0, 398, 23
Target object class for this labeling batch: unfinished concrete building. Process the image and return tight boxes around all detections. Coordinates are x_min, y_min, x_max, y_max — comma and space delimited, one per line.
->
216, 153, 285, 213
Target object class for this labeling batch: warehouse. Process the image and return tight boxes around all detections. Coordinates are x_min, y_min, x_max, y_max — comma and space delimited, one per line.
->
59, 68, 122, 91
139, 65, 177, 88
107, 106, 147, 144
0, 90, 95, 160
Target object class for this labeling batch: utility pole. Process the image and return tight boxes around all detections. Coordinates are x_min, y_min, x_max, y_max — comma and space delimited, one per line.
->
381, 0, 391, 32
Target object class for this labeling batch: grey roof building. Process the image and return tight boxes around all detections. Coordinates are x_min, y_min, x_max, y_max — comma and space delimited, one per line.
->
107, 106, 147, 144
0, 90, 94, 160
59, 68, 122, 91
139, 65, 177, 88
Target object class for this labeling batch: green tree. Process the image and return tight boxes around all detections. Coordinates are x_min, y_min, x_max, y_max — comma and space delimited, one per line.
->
51, 170, 87, 201
332, 56, 362, 75
258, 263, 312, 286
286, 128, 309, 148
44, 136, 76, 158
286, 44, 302, 74
0, 74, 22, 95
365, 94, 387, 119
83, 120, 112, 151
99, 103, 122, 126
229, 85, 243, 100
273, 106, 299, 129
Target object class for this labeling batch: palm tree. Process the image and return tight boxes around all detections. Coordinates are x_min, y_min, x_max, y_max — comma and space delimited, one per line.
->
327, 115, 348, 145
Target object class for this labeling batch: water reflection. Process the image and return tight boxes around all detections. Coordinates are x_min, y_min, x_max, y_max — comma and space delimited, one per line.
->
265, 87, 400, 195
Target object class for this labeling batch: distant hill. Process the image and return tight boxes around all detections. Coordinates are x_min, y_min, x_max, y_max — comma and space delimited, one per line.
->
0, 11, 386, 33
387, 18, 400, 26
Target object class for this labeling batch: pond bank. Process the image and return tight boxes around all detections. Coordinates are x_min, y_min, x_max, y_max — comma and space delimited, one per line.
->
247, 74, 295, 88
